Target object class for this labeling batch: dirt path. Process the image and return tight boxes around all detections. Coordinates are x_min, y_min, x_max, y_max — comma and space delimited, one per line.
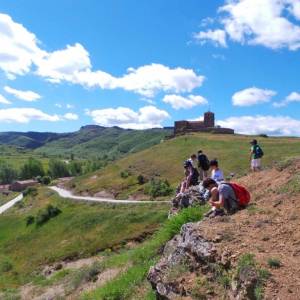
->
0, 193, 23, 214
50, 186, 170, 204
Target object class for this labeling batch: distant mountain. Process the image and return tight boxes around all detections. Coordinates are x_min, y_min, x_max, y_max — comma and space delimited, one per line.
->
0, 125, 172, 159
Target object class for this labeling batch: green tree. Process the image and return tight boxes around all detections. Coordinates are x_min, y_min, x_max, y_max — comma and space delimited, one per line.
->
0, 160, 18, 184
68, 161, 82, 176
20, 158, 45, 179
48, 159, 70, 179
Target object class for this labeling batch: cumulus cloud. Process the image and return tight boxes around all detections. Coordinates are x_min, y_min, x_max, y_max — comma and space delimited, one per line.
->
0, 108, 60, 123
195, 0, 300, 50
86, 105, 170, 129
162, 94, 208, 110
0, 13, 205, 98
273, 91, 300, 107
218, 115, 300, 136
0, 13, 45, 77
63, 112, 78, 120
36, 43, 91, 83
4, 86, 41, 101
194, 29, 227, 47
0, 94, 11, 104
232, 87, 276, 106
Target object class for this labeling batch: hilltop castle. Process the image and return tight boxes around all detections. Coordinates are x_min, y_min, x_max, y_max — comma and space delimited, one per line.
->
174, 111, 234, 135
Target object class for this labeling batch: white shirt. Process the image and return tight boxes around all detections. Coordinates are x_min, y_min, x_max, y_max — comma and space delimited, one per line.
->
211, 169, 224, 182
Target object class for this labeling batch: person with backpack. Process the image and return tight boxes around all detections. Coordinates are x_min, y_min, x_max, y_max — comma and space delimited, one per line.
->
197, 150, 210, 181
250, 139, 264, 172
203, 178, 250, 217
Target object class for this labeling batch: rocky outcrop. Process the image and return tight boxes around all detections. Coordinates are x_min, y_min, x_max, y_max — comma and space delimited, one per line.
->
148, 221, 260, 299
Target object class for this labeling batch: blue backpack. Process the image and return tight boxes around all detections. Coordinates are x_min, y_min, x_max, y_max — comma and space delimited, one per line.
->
255, 145, 264, 158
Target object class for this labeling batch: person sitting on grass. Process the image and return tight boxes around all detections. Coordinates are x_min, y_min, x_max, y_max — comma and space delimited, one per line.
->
203, 178, 239, 217
178, 160, 199, 194
210, 159, 224, 183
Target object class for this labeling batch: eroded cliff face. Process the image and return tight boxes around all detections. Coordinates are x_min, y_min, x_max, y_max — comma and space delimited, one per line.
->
148, 159, 300, 299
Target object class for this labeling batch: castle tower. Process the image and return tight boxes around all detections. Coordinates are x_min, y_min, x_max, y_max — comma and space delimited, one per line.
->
204, 111, 215, 128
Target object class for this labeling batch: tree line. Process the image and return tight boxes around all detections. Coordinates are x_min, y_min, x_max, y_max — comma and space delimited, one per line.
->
0, 157, 106, 185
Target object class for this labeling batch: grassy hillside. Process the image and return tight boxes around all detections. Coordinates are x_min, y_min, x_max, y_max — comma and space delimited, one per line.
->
0, 187, 169, 289
35, 126, 171, 159
0, 126, 172, 160
69, 133, 300, 199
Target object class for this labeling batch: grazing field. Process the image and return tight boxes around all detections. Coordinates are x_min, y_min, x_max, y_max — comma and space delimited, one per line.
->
69, 133, 300, 199
0, 187, 169, 289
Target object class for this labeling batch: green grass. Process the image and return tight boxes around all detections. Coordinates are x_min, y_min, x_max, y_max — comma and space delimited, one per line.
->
267, 258, 281, 268
70, 133, 300, 199
0, 187, 169, 289
0, 192, 19, 206
82, 205, 208, 299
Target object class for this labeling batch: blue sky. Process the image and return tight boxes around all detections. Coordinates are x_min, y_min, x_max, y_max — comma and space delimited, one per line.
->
0, 0, 300, 135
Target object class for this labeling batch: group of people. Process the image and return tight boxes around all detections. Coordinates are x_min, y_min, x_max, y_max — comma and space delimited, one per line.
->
176, 139, 264, 217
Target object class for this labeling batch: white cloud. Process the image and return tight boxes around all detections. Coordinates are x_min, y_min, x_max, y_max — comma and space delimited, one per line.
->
218, 115, 300, 136
0, 13, 45, 77
232, 87, 276, 106
66, 104, 74, 109
194, 29, 227, 47
36, 43, 91, 83
0, 13, 205, 98
0, 94, 11, 104
55, 103, 62, 108
63, 112, 78, 120
86, 105, 170, 129
0, 108, 60, 123
273, 91, 300, 107
4, 86, 41, 101
162, 94, 208, 110
195, 0, 300, 50
59, 63, 205, 98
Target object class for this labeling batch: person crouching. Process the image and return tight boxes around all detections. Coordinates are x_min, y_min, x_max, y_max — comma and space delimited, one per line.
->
203, 178, 238, 217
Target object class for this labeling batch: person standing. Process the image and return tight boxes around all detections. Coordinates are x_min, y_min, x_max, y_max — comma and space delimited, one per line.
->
250, 139, 264, 172
197, 150, 210, 181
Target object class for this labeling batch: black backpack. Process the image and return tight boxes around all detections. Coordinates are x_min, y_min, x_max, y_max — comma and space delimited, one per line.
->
190, 167, 199, 185
254, 145, 264, 158
198, 154, 210, 171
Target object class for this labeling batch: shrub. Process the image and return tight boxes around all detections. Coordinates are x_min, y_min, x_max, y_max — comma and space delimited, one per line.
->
41, 176, 51, 185
23, 186, 38, 197
120, 170, 130, 178
144, 178, 173, 198
267, 258, 281, 268
0, 260, 13, 273
137, 174, 145, 185
26, 215, 35, 226
36, 205, 62, 226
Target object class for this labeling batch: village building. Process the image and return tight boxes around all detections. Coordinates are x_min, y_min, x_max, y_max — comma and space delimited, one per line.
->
174, 111, 234, 135
10, 180, 38, 192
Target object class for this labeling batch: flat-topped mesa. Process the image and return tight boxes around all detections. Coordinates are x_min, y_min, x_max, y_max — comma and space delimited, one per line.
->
174, 111, 234, 135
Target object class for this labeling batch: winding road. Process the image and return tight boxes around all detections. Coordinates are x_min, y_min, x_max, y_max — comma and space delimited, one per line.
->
0, 186, 170, 215
50, 186, 170, 204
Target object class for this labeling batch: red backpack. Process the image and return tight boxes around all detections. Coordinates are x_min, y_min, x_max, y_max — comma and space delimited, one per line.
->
228, 183, 250, 207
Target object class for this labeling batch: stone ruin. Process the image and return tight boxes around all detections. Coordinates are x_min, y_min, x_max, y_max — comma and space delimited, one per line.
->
174, 111, 234, 135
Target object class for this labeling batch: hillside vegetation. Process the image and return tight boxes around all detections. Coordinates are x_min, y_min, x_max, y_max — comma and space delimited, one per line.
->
0, 126, 172, 160
69, 133, 300, 199
0, 187, 168, 290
